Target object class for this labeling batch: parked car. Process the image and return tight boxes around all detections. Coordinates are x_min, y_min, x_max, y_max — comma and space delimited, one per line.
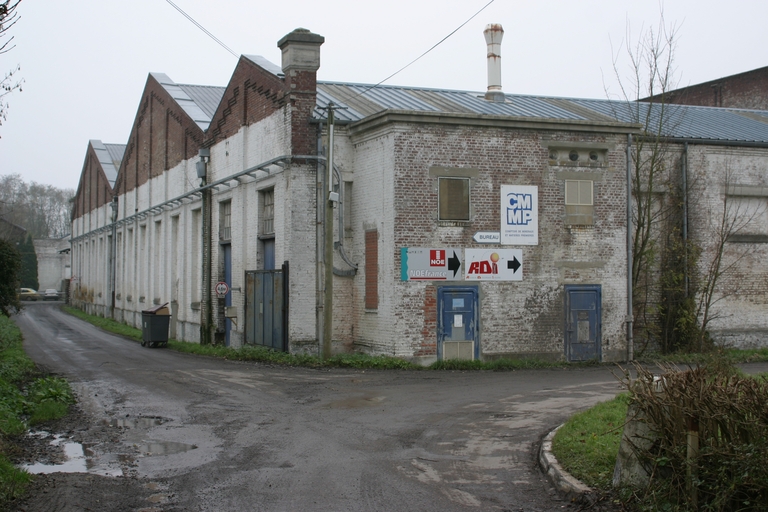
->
18, 288, 41, 301
43, 289, 60, 301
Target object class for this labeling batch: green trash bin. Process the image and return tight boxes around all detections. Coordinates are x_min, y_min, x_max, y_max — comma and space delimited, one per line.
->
141, 303, 171, 348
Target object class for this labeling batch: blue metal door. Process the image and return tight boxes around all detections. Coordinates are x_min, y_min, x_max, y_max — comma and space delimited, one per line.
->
438, 287, 479, 360
245, 263, 288, 351
223, 244, 232, 346
564, 285, 601, 362
264, 239, 275, 270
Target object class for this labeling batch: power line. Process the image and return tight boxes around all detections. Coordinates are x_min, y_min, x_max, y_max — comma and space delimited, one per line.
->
349, 0, 496, 101
164, 0, 238, 58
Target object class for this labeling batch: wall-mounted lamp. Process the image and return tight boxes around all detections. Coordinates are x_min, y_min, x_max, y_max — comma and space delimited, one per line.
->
110, 196, 118, 222
197, 148, 210, 182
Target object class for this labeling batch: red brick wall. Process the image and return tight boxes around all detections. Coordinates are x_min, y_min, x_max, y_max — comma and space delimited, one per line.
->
206, 57, 288, 145
646, 66, 768, 110
115, 75, 206, 197
72, 145, 114, 221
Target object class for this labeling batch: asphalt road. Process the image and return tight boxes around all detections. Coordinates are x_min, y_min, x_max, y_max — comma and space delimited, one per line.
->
15, 302, 626, 511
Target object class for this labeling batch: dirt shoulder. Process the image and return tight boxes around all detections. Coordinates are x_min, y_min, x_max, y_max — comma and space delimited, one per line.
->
9, 404, 177, 512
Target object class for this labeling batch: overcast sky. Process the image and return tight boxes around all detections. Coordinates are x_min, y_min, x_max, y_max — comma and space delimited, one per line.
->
1, 0, 767, 190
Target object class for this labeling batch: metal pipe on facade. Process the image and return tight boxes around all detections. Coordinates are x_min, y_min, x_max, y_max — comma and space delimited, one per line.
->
322, 105, 336, 360
109, 196, 118, 319
682, 142, 689, 297
198, 150, 213, 345
626, 133, 634, 362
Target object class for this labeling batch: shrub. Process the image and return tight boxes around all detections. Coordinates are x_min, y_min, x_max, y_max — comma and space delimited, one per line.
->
618, 361, 768, 511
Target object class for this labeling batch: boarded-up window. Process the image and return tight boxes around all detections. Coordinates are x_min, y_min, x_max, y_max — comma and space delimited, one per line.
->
565, 180, 593, 205
365, 230, 378, 310
564, 180, 594, 225
439, 177, 470, 221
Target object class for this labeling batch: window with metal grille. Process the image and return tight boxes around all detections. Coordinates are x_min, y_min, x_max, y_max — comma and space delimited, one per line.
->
220, 201, 231, 241
261, 189, 274, 235
565, 180, 593, 206
438, 177, 470, 221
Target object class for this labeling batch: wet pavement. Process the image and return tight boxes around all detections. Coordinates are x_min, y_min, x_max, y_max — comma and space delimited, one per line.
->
15, 302, 633, 511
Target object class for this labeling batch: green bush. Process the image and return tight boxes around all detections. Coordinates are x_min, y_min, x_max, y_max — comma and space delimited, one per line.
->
0, 314, 77, 507
618, 362, 768, 511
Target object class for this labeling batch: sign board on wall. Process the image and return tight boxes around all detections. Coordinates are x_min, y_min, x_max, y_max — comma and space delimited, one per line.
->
500, 185, 538, 245
401, 248, 462, 281
464, 248, 523, 281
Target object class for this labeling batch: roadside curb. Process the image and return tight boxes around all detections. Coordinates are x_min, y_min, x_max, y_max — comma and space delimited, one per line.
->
538, 425, 593, 500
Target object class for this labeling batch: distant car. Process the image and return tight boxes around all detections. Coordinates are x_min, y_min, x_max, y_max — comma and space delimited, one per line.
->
43, 289, 60, 301
18, 288, 41, 301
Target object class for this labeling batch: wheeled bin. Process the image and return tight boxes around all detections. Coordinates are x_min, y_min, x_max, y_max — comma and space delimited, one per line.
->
141, 303, 171, 348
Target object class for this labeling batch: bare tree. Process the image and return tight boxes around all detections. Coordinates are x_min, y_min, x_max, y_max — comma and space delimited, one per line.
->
693, 163, 766, 350
607, 12, 691, 352
0, 0, 23, 133
0, 174, 74, 238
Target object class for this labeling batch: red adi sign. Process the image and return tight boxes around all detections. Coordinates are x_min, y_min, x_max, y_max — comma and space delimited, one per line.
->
464, 249, 523, 281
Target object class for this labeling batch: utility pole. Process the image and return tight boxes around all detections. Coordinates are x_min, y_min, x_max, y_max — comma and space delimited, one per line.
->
109, 196, 118, 319
197, 149, 213, 345
322, 104, 338, 360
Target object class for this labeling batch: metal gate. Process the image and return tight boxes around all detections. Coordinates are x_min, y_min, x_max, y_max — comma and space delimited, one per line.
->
564, 285, 601, 362
245, 262, 288, 351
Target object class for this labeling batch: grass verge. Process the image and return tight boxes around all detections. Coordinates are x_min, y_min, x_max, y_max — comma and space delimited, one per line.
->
0, 314, 75, 508
62, 306, 582, 371
551, 393, 628, 489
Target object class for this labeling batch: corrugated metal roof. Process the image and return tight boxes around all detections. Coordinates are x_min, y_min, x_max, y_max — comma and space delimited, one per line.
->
90, 140, 119, 188
244, 55, 284, 77
315, 82, 768, 143
104, 144, 126, 172
177, 84, 226, 120
152, 72, 225, 131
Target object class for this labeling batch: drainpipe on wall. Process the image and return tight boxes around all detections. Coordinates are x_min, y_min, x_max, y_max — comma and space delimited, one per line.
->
626, 134, 634, 362
682, 142, 689, 297
198, 149, 213, 345
322, 104, 338, 360
109, 196, 118, 319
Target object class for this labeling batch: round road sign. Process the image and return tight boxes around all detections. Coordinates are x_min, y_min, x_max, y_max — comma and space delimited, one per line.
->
215, 281, 229, 297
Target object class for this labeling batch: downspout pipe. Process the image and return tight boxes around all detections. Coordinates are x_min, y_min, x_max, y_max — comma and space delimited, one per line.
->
682, 142, 689, 297
322, 105, 336, 360
109, 196, 118, 319
626, 133, 634, 362
198, 149, 213, 345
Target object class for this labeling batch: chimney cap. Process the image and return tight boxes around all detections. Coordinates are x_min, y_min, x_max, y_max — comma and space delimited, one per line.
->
277, 28, 325, 49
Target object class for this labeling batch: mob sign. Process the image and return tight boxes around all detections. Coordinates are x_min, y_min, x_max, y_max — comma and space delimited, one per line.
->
401, 247, 463, 281
501, 185, 538, 245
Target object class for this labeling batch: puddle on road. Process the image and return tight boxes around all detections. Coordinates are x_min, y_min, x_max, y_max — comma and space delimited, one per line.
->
21, 416, 195, 475
105, 416, 164, 428
326, 393, 386, 409
21, 434, 122, 476
135, 441, 197, 456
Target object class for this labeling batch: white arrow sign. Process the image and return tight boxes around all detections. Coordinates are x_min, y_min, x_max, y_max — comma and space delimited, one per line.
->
473, 231, 501, 244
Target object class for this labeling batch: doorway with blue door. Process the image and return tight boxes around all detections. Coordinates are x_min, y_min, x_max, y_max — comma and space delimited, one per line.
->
437, 286, 479, 360
564, 285, 601, 362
